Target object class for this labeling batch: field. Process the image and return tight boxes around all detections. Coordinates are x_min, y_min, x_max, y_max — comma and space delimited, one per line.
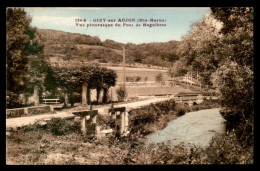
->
108, 66, 171, 82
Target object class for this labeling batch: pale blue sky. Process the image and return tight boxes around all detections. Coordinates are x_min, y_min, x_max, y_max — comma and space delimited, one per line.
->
24, 7, 210, 44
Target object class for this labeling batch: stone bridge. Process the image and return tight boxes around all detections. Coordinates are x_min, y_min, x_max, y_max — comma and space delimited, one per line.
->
173, 92, 218, 106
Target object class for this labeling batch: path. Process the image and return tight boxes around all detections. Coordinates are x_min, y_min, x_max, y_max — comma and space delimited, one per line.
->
143, 108, 226, 149
6, 97, 170, 129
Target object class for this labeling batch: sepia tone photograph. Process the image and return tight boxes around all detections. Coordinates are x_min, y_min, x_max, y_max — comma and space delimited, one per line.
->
5, 6, 254, 165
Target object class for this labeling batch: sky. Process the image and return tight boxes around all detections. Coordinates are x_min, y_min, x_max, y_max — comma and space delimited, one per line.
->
24, 7, 210, 44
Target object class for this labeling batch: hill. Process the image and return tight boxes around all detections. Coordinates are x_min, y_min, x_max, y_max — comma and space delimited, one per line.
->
38, 29, 180, 68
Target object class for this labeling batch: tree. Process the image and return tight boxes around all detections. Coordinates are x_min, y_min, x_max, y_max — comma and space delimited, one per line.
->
116, 85, 127, 102
155, 73, 163, 85
6, 7, 31, 108
6, 7, 48, 108
51, 61, 117, 106
25, 27, 48, 106
211, 7, 254, 146
177, 13, 224, 87
168, 58, 188, 78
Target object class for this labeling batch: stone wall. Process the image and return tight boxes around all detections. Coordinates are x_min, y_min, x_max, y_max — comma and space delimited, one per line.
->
6, 105, 52, 118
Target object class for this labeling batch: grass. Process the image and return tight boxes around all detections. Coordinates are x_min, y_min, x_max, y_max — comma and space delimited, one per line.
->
6, 99, 252, 165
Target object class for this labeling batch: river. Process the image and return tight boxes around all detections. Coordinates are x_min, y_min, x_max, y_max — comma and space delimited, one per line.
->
142, 108, 226, 149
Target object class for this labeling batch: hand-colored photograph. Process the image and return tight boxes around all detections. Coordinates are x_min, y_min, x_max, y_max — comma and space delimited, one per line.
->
6, 7, 254, 165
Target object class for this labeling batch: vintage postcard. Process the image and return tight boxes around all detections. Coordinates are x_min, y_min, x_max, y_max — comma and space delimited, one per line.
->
6, 7, 254, 165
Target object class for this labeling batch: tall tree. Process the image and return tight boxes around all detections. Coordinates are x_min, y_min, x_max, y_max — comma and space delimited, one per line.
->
6, 7, 48, 108
211, 7, 254, 146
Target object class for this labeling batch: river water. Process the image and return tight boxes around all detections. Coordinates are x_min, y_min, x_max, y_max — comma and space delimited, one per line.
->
142, 108, 226, 149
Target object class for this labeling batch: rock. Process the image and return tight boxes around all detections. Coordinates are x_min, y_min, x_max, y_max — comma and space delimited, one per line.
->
100, 129, 113, 134
38, 121, 47, 127
40, 143, 46, 148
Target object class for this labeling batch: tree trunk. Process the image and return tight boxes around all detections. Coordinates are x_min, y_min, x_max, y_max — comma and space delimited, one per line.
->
102, 88, 108, 103
82, 82, 88, 106
98, 89, 103, 103
33, 86, 39, 106
96, 87, 101, 103
87, 86, 91, 105
64, 93, 69, 108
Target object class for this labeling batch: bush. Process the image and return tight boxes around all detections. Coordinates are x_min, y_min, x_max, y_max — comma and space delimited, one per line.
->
205, 132, 253, 164
116, 86, 127, 102
6, 92, 22, 109
129, 99, 176, 137
176, 107, 186, 116
217, 62, 253, 147
46, 118, 80, 136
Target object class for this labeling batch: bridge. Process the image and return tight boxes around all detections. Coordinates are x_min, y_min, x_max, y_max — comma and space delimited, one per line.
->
173, 92, 218, 106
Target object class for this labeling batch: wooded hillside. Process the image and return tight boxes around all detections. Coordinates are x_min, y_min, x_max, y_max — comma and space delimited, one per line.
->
38, 29, 180, 67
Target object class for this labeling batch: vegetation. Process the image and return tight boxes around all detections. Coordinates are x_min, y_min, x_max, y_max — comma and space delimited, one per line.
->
6, 7, 49, 108
211, 7, 254, 147
116, 85, 127, 102
169, 7, 254, 147
38, 29, 180, 67
7, 99, 252, 165
6, 7, 253, 165
155, 73, 163, 85
129, 98, 220, 139
47, 61, 117, 106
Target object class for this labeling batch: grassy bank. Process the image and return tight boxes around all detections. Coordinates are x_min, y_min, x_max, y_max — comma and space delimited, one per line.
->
6, 99, 253, 165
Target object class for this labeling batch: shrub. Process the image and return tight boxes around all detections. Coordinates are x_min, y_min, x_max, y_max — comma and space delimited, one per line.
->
217, 62, 253, 147
205, 132, 253, 164
129, 99, 176, 137
175, 104, 187, 116
116, 85, 127, 102
46, 118, 80, 136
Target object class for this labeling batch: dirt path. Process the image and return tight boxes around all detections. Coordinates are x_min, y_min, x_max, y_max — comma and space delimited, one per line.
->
143, 108, 226, 149
6, 97, 170, 129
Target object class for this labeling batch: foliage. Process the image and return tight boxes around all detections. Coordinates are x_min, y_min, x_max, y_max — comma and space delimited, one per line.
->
174, 7, 254, 147
210, 7, 254, 147
168, 58, 188, 78
46, 118, 80, 136
155, 73, 163, 84
177, 13, 224, 87
116, 85, 128, 102
217, 62, 253, 146
6, 7, 31, 97
175, 104, 186, 116
48, 61, 117, 105
204, 132, 253, 164
6, 7, 49, 108
38, 29, 180, 67
129, 99, 176, 137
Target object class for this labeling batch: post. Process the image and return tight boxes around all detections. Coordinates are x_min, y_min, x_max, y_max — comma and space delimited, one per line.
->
120, 111, 125, 135
72, 110, 98, 137
81, 116, 87, 135
124, 111, 129, 133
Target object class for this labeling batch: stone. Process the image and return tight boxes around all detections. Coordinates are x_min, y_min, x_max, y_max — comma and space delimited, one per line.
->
38, 121, 47, 127
100, 129, 113, 134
